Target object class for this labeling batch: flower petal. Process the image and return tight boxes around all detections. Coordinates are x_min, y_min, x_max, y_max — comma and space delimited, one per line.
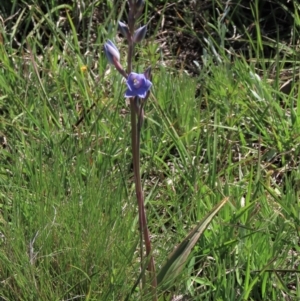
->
124, 89, 136, 98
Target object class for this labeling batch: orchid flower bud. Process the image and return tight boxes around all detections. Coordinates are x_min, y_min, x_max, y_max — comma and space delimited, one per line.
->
134, 0, 145, 19
135, 0, 145, 13
118, 21, 129, 39
104, 40, 127, 79
104, 40, 120, 65
144, 66, 152, 81
133, 25, 147, 43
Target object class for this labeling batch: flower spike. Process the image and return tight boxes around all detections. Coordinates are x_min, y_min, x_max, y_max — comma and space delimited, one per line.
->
104, 0, 157, 297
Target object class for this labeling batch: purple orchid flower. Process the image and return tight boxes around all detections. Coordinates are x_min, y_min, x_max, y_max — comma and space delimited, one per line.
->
125, 72, 152, 98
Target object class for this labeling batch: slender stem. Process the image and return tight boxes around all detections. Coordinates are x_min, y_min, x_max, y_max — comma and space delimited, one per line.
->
128, 5, 147, 289
130, 98, 146, 289
137, 104, 157, 299
127, 2, 135, 75
127, 3, 157, 299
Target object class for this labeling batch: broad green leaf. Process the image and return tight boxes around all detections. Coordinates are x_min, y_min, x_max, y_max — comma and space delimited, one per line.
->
157, 197, 228, 289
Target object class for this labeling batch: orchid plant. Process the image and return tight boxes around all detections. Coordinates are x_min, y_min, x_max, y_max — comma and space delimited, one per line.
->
103, 1, 228, 300
104, 0, 156, 298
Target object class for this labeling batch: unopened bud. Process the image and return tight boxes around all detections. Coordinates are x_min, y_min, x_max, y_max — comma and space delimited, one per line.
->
136, 0, 145, 11
144, 66, 152, 81
104, 40, 120, 64
118, 21, 129, 38
133, 25, 147, 43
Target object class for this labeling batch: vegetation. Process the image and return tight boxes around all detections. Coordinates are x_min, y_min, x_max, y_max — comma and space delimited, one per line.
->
0, 0, 299, 300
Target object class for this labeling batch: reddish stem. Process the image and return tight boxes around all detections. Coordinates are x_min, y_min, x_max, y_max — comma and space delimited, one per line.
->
127, 2, 157, 299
